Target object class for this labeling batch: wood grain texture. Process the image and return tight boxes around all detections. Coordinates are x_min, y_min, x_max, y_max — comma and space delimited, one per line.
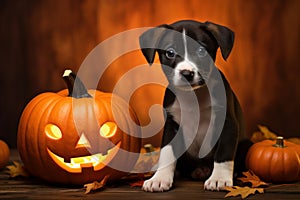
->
1, 150, 300, 200
1, 0, 300, 148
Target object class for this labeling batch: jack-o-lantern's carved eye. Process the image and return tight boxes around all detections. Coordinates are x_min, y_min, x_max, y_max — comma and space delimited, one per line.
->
100, 122, 117, 138
45, 124, 62, 140
18, 70, 141, 185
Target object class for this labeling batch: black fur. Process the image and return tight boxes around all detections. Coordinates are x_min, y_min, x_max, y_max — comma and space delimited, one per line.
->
140, 20, 251, 179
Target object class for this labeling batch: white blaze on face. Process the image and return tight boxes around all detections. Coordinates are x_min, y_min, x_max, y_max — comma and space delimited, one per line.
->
173, 29, 200, 87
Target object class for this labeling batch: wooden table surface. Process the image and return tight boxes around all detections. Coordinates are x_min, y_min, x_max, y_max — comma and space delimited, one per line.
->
1, 150, 300, 200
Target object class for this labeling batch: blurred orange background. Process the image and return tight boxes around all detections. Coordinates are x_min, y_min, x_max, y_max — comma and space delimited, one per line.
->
1, 0, 300, 148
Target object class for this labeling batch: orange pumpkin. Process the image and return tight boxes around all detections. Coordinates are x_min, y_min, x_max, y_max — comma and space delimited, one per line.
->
17, 70, 141, 185
246, 136, 300, 183
0, 140, 10, 169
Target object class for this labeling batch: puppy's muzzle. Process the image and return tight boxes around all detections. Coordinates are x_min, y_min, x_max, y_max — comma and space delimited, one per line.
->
179, 69, 205, 85
180, 69, 195, 82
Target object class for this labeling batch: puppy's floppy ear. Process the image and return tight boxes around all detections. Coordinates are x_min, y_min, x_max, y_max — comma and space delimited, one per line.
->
204, 21, 235, 60
139, 25, 169, 65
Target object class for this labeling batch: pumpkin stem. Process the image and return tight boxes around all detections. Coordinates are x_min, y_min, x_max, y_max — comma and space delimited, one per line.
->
62, 69, 92, 98
274, 136, 285, 148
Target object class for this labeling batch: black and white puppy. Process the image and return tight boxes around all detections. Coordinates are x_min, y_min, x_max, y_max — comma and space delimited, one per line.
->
139, 20, 251, 192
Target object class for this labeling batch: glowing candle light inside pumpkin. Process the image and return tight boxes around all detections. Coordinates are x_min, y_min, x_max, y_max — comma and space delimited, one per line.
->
100, 122, 117, 138
45, 124, 62, 140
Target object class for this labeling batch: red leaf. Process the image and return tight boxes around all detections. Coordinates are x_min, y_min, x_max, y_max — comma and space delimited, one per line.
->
238, 170, 269, 188
130, 179, 144, 188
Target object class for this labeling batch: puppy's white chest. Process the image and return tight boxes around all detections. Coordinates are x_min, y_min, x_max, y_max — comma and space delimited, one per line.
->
168, 89, 211, 157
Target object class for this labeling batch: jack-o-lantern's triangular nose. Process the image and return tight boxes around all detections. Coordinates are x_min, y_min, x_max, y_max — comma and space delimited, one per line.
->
76, 133, 91, 149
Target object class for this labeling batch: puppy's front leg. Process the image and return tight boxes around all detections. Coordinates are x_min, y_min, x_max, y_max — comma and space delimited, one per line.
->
204, 99, 239, 191
204, 161, 234, 191
143, 145, 176, 192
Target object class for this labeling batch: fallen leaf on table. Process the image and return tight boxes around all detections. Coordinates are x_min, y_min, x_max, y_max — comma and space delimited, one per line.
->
5, 161, 29, 178
121, 173, 151, 188
130, 179, 144, 188
224, 186, 264, 199
251, 125, 277, 143
84, 175, 109, 194
238, 170, 269, 188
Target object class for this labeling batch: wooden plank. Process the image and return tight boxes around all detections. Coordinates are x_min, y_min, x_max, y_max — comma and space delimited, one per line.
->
1, 150, 300, 200
2, 0, 300, 149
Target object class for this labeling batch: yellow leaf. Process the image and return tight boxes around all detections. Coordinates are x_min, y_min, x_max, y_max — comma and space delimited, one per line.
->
238, 170, 268, 188
224, 186, 264, 199
251, 125, 277, 143
250, 131, 266, 143
258, 125, 278, 139
5, 161, 29, 178
84, 175, 109, 194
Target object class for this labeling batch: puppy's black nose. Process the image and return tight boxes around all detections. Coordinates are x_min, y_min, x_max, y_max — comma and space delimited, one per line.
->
180, 69, 194, 82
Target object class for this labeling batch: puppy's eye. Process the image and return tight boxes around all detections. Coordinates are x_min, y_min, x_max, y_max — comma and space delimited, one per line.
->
197, 46, 207, 57
166, 48, 176, 59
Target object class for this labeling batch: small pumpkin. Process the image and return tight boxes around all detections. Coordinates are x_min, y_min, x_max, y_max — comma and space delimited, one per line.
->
17, 69, 141, 185
0, 140, 10, 169
246, 136, 300, 183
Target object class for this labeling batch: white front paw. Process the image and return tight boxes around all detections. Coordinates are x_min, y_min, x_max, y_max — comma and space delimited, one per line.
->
204, 161, 234, 191
204, 175, 233, 191
142, 175, 173, 192
143, 146, 176, 192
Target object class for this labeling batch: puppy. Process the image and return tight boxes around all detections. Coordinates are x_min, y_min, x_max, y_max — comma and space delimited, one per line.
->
139, 20, 251, 192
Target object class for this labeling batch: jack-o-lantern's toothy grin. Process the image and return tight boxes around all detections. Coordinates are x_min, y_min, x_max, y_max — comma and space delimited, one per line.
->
17, 70, 141, 184
47, 142, 121, 173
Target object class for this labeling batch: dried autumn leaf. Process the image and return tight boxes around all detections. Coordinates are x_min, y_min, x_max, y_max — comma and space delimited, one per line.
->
5, 161, 29, 177
251, 125, 278, 143
84, 175, 109, 194
258, 125, 278, 139
224, 186, 264, 199
130, 179, 144, 188
250, 131, 267, 143
238, 171, 268, 188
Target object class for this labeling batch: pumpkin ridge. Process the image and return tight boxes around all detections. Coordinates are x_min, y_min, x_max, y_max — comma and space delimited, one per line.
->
259, 146, 269, 180
246, 138, 300, 183
93, 94, 113, 123
18, 93, 54, 138
17, 94, 50, 167
119, 97, 140, 153
42, 96, 74, 163
271, 148, 282, 182
113, 95, 139, 138
48, 97, 91, 161
34, 95, 66, 178
282, 150, 290, 181
18, 70, 141, 184
288, 150, 300, 180
19, 93, 60, 174
95, 94, 125, 149
82, 97, 100, 148
270, 146, 279, 182
0, 140, 10, 169
112, 98, 131, 152
36, 96, 60, 177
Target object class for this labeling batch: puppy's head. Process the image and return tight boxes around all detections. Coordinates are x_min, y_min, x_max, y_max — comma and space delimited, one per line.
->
139, 20, 234, 90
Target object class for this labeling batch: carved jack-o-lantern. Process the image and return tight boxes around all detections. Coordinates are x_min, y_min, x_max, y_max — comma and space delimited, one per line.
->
17, 70, 141, 185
